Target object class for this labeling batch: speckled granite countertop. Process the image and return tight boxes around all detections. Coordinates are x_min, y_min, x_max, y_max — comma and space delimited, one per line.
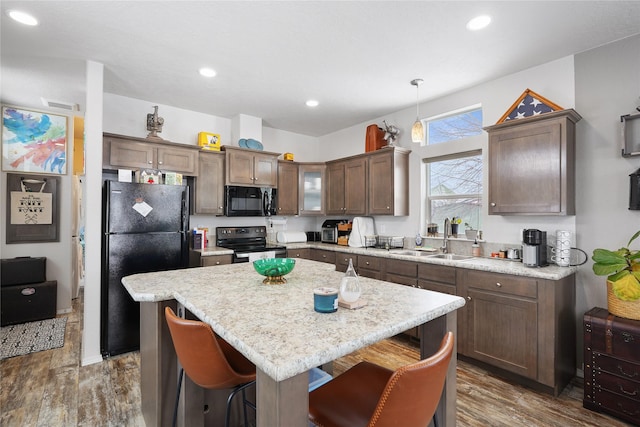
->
122, 258, 465, 381
199, 242, 576, 280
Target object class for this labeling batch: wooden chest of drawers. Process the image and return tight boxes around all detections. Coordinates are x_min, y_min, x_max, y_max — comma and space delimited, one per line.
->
583, 307, 640, 425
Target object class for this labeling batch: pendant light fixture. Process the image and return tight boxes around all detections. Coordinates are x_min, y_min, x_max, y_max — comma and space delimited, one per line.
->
410, 79, 424, 143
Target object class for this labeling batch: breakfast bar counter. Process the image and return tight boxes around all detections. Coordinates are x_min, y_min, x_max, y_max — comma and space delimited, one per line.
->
123, 258, 465, 427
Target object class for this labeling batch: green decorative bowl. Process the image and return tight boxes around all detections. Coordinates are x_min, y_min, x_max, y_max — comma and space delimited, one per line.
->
252, 258, 296, 285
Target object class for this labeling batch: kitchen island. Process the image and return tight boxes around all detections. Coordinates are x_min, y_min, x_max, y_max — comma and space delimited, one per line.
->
122, 258, 465, 427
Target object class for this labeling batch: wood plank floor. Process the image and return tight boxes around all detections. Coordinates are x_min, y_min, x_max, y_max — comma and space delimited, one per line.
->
1, 290, 633, 426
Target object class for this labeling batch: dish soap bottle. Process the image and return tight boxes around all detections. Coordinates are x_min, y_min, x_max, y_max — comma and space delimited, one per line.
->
472, 238, 481, 257
339, 258, 361, 303
415, 233, 422, 247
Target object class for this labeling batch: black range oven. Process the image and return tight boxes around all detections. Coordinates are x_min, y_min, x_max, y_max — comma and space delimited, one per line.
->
216, 226, 287, 263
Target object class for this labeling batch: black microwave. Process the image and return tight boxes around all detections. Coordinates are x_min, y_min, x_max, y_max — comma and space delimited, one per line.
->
224, 186, 277, 217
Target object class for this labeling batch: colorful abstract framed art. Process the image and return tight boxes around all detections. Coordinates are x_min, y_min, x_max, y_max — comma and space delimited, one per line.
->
2, 106, 68, 175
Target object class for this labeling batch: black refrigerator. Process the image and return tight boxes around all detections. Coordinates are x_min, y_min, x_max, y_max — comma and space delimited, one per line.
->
101, 180, 189, 357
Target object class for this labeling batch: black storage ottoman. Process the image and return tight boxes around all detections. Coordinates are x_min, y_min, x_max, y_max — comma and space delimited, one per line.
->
1, 257, 46, 286
1, 257, 55, 326
1, 281, 58, 326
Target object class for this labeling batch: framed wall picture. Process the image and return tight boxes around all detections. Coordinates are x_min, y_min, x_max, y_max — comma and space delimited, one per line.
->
2, 106, 68, 175
6, 173, 60, 243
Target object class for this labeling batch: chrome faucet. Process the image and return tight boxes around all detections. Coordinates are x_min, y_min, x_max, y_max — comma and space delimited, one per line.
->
441, 218, 451, 253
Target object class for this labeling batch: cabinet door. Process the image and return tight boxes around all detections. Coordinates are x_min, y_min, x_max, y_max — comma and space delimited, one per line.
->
458, 269, 538, 368
226, 150, 255, 185
253, 152, 278, 187
299, 164, 325, 215
344, 157, 367, 215
463, 287, 538, 379
368, 150, 394, 215
325, 162, 346, 215
368, 148, 410, 216
194, 152, 224, 215
108, 139, 155, 169
277, 161, 299, 215
157, 146, 198, 175
486, 110, 578, 215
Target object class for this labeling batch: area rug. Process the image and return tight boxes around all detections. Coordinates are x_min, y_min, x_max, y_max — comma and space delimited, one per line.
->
0, 317, 67, 360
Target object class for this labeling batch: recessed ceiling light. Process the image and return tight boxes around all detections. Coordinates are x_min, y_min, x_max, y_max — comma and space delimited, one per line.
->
306, 100, 319, 107
466, 15, 491, 31
7, 10, 38, 26
199, 67, 216, 77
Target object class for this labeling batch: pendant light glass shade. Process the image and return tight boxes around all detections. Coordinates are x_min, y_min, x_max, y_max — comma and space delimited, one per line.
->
411, 120, 424, 143
410, 79, 424, 143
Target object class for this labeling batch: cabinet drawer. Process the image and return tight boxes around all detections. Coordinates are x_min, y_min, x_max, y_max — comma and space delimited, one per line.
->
386, 260, 417, 278
585, 307, 640, 359
418, 263, 455, 285
335, 254, 357, 270
593, 352, 640, 381
590, 387, 640, 424
201, 255, 232, 267
312, 249, 336, 264
287, 249, 310, 259
463, 270, 537, 298
593, 369, 640, 402
357, 255, 382, 271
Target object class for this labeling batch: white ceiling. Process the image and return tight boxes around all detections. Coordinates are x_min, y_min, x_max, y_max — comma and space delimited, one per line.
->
2, 1, 640, 137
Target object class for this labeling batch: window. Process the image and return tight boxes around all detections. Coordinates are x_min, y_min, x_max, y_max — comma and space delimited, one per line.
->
423, 106, 483, 234
426, 152, 482, 232
427, 107, 482, 145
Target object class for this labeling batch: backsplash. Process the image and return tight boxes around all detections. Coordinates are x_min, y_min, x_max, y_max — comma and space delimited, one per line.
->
408, 236, 523, 259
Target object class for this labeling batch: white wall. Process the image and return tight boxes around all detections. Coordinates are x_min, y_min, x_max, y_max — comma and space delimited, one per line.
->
82, 60, 104, 365
319, 56, 578, 244
0, 116, 75, 315
574, 34, 640, 328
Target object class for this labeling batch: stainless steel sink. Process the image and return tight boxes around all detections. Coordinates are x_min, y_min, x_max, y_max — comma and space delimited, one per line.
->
425, 253, 474, 261
390, 250, 434, 257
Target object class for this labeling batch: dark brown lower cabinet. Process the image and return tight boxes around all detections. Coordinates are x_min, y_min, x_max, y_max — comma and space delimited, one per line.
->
457, 269, 576, 396
583, 307, 640, 425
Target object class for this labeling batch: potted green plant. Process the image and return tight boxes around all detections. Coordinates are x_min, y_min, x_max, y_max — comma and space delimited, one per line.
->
592, 230, 640, 320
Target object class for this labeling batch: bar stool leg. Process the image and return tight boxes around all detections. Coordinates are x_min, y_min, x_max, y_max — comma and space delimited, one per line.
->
172, 368, 184, 427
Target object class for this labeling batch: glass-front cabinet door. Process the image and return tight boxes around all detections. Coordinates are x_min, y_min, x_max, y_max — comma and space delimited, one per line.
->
299, 163, 325, 215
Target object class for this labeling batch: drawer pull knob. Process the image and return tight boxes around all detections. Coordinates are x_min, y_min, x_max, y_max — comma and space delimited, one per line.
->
618, 385, 638, 397
617, 364, 639, 379
467, 296, 472, 301
496, 282, 502, 287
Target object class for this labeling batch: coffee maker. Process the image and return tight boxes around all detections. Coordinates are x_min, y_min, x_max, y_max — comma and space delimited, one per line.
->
522, 229, 547, 267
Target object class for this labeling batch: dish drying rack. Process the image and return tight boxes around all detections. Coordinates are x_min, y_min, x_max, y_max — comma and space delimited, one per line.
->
364, 235, 404, 249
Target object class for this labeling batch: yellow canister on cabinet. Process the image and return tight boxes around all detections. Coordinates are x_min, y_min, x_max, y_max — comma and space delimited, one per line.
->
284, 152, 294, 161
198, 132, 221, 151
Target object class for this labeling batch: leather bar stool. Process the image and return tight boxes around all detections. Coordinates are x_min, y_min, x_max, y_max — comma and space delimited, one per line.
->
165, 307, 257, 427
309, 332, 454, 427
